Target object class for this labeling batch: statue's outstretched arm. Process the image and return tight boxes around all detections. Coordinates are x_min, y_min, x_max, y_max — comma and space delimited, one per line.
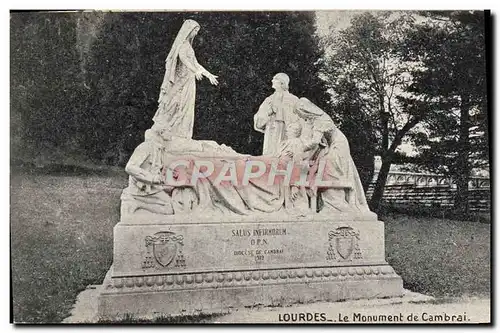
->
178, 43, 218, 85
178, 43, 200, 74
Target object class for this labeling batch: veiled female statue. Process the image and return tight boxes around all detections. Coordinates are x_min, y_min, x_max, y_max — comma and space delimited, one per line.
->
153, 19, 218, 138
294, 98, 370, 213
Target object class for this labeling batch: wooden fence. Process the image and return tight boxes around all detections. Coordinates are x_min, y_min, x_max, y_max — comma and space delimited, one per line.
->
366, 172, 490, 213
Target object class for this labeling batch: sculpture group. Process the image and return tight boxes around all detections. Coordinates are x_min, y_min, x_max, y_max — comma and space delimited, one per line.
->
98, 19, 403, 318
121, 19, 371, 220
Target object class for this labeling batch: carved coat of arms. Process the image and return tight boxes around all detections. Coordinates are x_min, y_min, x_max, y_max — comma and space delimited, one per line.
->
327, 226, 362, 261
143, 231, 185, 269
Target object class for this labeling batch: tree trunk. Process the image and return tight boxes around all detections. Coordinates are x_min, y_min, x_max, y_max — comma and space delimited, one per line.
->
454, 95, 471, 217
369, 117, 419, 213
381, 111, 389, 151
369, 156, 393, 212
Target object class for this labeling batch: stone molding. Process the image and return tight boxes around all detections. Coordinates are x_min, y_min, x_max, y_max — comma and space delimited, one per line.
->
119, 212, 379, 225
103, 264, 398, 292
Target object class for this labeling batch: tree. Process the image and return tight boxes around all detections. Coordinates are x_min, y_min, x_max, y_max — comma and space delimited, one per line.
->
402, 11, 488, 216
321, 12, 431, 211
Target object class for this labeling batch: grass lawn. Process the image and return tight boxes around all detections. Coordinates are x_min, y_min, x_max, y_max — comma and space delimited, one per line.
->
383, 212, 491, 298
10, 169, 491, 323
10, 168, 127, 323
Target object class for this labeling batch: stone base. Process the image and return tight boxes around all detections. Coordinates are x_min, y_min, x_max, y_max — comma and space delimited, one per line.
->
98, 264, 403, 319
97, 216, 404, 319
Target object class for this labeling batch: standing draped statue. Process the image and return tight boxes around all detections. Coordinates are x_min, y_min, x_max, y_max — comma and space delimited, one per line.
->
153, 19, 218, 138
254, 73, 301, 156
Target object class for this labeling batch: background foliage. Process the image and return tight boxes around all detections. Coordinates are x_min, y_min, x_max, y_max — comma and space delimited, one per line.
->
11, 11, 330, 166
318, 11, 489, 211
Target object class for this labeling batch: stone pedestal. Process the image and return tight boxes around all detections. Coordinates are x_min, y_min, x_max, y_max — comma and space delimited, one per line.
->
98, 214, 404, 319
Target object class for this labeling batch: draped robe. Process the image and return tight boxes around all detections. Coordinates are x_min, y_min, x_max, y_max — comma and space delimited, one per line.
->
153, 20, 205, 139
254, 91, 300, 156
299, 113, 370, 213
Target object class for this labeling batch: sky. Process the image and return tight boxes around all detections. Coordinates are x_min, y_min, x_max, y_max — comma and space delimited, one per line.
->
315, 10, 360, 36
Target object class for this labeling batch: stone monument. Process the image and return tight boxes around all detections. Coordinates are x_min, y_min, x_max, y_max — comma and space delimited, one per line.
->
97, 20, 403, 319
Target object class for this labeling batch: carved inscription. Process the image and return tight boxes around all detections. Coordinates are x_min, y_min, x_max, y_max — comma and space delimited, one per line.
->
232, 228, 286, 262
142, 231, 186, 269
326, 226, 362, 262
